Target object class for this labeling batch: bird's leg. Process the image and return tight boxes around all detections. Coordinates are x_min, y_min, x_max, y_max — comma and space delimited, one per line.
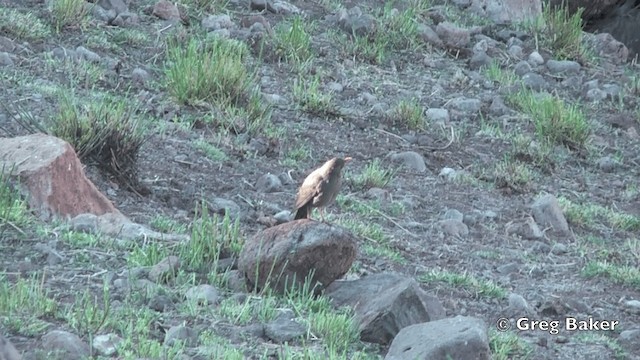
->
319, 207, 326, 223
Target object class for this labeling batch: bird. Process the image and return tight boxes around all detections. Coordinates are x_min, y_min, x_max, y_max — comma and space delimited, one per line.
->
293, 157, 352, 222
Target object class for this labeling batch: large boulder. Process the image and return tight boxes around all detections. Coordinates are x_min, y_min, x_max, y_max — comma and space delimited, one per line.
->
385, 316, 490, 360
238, 220, 358, 294
0, 134, 120, 221
0, 334, 21, 360
326, 272, 446, 344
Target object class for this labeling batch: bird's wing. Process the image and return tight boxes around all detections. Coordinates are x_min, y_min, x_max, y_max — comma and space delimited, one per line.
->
294, 172, 327, 209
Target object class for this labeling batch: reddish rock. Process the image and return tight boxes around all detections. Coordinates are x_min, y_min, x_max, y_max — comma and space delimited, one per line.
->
152, 0, 180, 21
238, 220, 358, 294
0, 134, 120, 221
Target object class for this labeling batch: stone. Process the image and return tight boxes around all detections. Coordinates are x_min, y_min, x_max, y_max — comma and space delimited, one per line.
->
202, 14, 234, 31
448, 97, 481, 113
528, 51, 544, 65
264, 309, 306, 343
417, 24, 443, 47
438, 219, 469, 237
98, 0, 128, 14
507, 293, 531, 315
597, 156, 617, 173
513, 60, 532, 76
326, 272, 445, 345
531, 194, 569, 234
238, 220, 358, 294
435, 22, 471, 48
0, 334, 21, 360
255, 173, 283, 193
75, 46, 101, 62
185, 284, 220, 305
388, 151, 427, 173
164, 325, 198, 347
618, 329, 640, 354
152, 0, 180, 21
0, 134, 120, 221
337, 7, 377, 37
131, 68, 150, 84
521, 72, 546, 91
384, 316, 490, 360
469, 51, 492, 70
546, 60, 581, 75
209, 197, 242, 220
505, 217, 543, 239
42, 330, 90, 359
69, 213, 99, 233
477, 0, 542, 24
623, 300, 640, 314
92, 334, 122, 356
148, 256, 181, 282
0, 52, 13, 67
425, 108, 449, 124
148, 294, 173, 312
112, 11, 139, 27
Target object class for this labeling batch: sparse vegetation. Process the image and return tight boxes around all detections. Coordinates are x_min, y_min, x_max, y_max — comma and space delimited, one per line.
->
389, 98, 424, 129
273, 16, 314, 67
522, 3, 587, 61
50, 0, 89, 32
419, 269, 507, 299
351, 159, 395, 189
489, 330, 534, 360
292, 74, 335, 114
0, 8, 51, 40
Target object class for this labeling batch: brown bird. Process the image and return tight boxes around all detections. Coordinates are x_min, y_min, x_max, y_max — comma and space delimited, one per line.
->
293, 157, 352, 221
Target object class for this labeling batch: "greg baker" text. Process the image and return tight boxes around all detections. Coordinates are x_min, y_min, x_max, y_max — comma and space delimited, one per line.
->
516, 317, 619, 335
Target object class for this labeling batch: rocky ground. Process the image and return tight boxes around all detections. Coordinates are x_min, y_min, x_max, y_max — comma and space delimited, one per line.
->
1, 0, 640, 359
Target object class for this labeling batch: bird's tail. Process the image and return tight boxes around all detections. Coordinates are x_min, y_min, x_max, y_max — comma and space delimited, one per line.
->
294, 205, 309, 220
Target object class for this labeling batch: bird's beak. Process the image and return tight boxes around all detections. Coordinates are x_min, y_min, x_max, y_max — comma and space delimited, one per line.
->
344, 157, 353, 162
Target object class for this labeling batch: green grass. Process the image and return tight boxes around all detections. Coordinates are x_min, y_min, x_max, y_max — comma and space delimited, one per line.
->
181, 0, 229, 12
351, 159, 395, 189
193, 138, 229, 162
489, 330, 533, 360
574, 333, 627, 359
338, 217, 405, 263
521, 3, 587, 61
292, 74, 335, 115
51, 0, 89, 32
582, 261, 640, 290
419, 269, 507, 299
558, 196, 640, 231
0, 8, 51, 41
273, 16, 313, 67
493, 157, 534, 192
389, 98, 424, 129
508, 89, 590, 150
0, 165, 31, 238
0, 274, 59, 336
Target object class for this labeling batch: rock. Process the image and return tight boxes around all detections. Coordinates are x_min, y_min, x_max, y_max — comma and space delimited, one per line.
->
597, 156, 617, 173
476, 0, 541, 24
388, 151, 427, 172
75, 46, 100, 62
0, 134, 121, 221
588, 32, 628, 64
508, 44, 524, 59
98, 0, 128, 14
469, 51, 492, 70
505, 217, 543, 239
497, 263, 519, 274
264, 309, 306, 343
438, 167, 458, 181
152, 0, 180, 20
425, 108, 449, 124
131, 68, 150, 84
521, 72, 546, 90
111, 11, 139, 27
438, 219, 469, 237
385, 316, 490, 360
508, 293, 531, 315
365, 187, 390, 201
238, 220, 358, 294
448, 97, 481, 113
528, 51, 544, 65
618, 329, 640, 354
623, 300, 640, 314
208, 197, 242, 220
255, 173, 283, 193
417, 24, 443, 47
327, 81, 343, 93
442, 209, 464, 222
69, 213, 99, 233
0, 334, 21, 360
92, 334, 122, 356
164, 325, 198, 347
531, 194, 570, 235
91, 4, 117, 22
271, 0, 301, 14
185, 284, 220, 305
42, 330, 90, 359
0, 52, 14, 67
202, 14, 234, 31
326, 272, 445, 345
551, 243, 568, 255
488, 96, 509, 116
148, 294, 173, 312
148, 256, 180, 282
586, 88, 607, 102
513, 60, 532, 76
337, 7, 377, 37
226, 269, 248, 293
546, 59, 581, 75
435, 22, 471, 48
